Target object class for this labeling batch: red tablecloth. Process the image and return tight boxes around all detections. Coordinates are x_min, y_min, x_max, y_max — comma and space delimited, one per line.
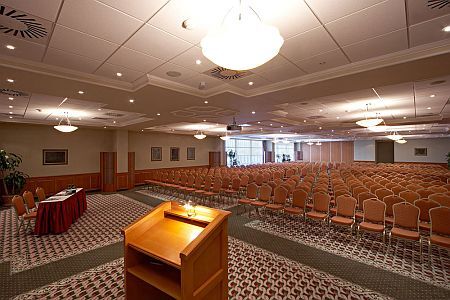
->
34, 189, 87, 235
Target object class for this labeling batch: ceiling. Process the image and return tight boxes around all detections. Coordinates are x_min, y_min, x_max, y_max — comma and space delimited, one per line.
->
0, 0, 449, 141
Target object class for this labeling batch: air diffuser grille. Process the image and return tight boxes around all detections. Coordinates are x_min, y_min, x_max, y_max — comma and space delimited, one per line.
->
204, 66, 252, 81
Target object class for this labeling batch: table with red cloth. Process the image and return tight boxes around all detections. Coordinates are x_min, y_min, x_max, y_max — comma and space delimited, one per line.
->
34, 188, 87, 235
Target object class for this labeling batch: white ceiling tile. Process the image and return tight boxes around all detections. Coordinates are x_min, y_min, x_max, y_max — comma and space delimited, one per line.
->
252, 54, 293, 74
170, 46, 216, 72
0, 36, 46, 62
181, 74, 225, 90
150, 62, 197, 83
325, 0, 406, 46
343, 29, 408, 62
305, 0, 385, 23
124, 24, 192, 60
280, 26, 338, 61
96, 0, 168, 21
58, 0, 143, 44
406, 0, 450, 25
148, 0, 234, 44
250, 0, 321, 39
294, 49, 349, 73
227, 74, 272, 90
95, 63, 145, 82
1, 0, 63, 21
43, 47, 103, 73
107, 47, 164, 73
258, 62, 307, 83
49, 24, 119, 61
409, 14, 450, 47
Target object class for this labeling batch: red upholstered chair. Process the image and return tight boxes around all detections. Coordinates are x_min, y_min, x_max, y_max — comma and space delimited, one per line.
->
250, 184, 272, 217
237, 183, 257, 215
389, 203, 422, 255
391, 185, 407, 196
306, 193, 330, 224
284, 188, 308, 219
429, 193, 450, 207
12, 195, 37, 235
399, 190, 420, 204
428, 207, 450, 256
36, 187, 46, 202
357, 199, 387, 244
330, 196, 357, 234
383, 195, 405, 224
375, 188, 394, 201
416, 188, 434, 199
265, 186, 288, 216
23, 191, 37, 212
414, 199, 440, 231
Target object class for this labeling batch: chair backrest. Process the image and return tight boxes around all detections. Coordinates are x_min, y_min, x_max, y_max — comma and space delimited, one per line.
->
429, 206, 450, 236
180, 173, 188, 186
336, 196, 357, 218
187, 175, 195, 187
212, 178, 222, 193
391, 185, 407, 196
273, 186, 288, 205
194, 176, 204, 189
375, 188, 393, 201
352, 186, 369, 199
313, 192, 330, 213
240, 175, 249, 187
369, 184, 383, 193
393, 202, 419, 230
246, 183, 258, 199
358, 192, 377, 210
36, 187, 46, 202
292, 189, 308, 209
406, 184, 421, 192
258, 184, 272, 202
429, 185, 447, 194
22, 191, 36, 211
416, 188, 434, 199
428, 193, 450, 207
399, 190, 420, 204
203, 177, 212, 191
12, 195, 26, 217
383, 195, 404, 217
414, 199, 440, 223
221, 177, 231, 189
231, 177, 241, 190
255, 173, 264, 185
363, 199, 385, 223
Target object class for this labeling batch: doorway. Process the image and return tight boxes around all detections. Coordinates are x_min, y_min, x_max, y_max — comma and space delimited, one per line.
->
375, 140, 394, 163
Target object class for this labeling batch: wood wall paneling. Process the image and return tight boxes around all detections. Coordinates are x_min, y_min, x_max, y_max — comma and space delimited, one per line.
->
116, 172, 129, 190
310, 145, 320, 162
128, 152, 135, 189
24, 173, 101, 196
303, 145, 311, 162
341, 141, 354, 163
331, 142, 342, 162
321, 142, 331, 162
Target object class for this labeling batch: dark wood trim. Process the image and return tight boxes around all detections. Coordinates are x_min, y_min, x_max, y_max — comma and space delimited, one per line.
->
24, 172, 100, 196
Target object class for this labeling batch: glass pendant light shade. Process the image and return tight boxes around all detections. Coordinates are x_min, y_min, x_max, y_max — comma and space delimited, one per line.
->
386, 132, 403, 141
194, 131, 206, 139
220, 134, 230, 141
356, 118, 383, 128
200, 2, 284, 70
306, 141, 314, 146
396, 139, 407, 144
316, 142, 322, 146
54, 112, 78, 133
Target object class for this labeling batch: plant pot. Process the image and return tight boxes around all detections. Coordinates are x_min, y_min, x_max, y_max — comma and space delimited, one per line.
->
1, 195, 13, 206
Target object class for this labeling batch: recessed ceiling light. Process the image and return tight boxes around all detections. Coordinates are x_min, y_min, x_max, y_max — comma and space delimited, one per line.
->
78, 90, 84, 94
141, 129, 144, 132
157, 113, 161, 116
331, 129, 334, 132
166, 71, 181, 77
98, 108, 102, 111
251, 111, 255, 114
303, 120, 306, 123
248, 81, 254, 86
204, 100, 208, 104
9, 116, 13, 119
104, 126, 107, 129
319, 127, 322, 129
336, 116, 340, 119
403, 116, 407, 119
8, 97, 14, 100
203, 119, 206, 122
319, 109, 323, 112
182, 18, 197, 30
129, 99, 134, 103
116, 72, 122, 77
427, 107, 431, 110
280, 125, 283, 128
113, 120, 116, 124
430, 94, 436, 98
195, 59, 202, 65
9, 111, 13, 114
269, 123, 273, 126
6, 45, 15, 50
8, 105, 13, 109
442, 25, 450, 32
7, 78, 14, 83
257, 121, 261, 124
279, 130, 282, 132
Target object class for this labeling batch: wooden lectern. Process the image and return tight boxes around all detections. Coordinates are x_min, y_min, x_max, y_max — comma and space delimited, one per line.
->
122, 201, 231, 300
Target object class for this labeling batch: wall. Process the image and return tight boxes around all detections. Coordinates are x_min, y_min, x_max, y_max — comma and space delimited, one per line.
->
128, 131, 223, 170
0, 122, 114, 177
301, 141, 354, 163
354, 140, 376, 161
393, 137, 450, 163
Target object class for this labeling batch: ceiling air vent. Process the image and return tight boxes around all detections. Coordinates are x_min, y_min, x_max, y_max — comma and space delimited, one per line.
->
204, 66, 252, 81
427, 0, 450, 9
308, 115, 326, 120
104, 112, 124, 117
0, 5, 48, 39
91, 117, 110, 120
430, 80, 446, 85
0, 89, 29, 97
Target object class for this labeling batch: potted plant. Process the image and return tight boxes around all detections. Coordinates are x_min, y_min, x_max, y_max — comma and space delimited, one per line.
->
0, 149, 29, 206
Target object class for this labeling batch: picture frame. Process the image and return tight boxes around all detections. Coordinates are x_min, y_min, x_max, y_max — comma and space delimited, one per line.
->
414, 148, 427, 156
151, 147, 162, 161
170, 147, 180, 161
43, 149, 68, 165
187, 147, 196, 160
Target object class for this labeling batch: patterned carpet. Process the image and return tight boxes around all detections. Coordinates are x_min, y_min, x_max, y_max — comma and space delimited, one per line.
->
13, 238, 389, 300
245, 215, 450, 290
136, 188, 238, 210
0, 194, 151, 273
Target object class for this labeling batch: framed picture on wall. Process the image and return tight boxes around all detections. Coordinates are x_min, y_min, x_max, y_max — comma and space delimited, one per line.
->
170, 147, 180, 161
187, 147, 195, 160
43, 149, 68, 165
151, 147, 162, 161
414, 148, 427, 156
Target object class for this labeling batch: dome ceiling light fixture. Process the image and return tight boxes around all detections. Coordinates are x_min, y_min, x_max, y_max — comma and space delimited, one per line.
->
54, 112, 78, 133
220, 131, 230, 141
315, 141, 322, 146
200, 0, 284, 70
194, 131, 206, 139
356, 103, 383, 128
306, 141, 314, 146
386, 131, 403, 141
396, 139, 407, 144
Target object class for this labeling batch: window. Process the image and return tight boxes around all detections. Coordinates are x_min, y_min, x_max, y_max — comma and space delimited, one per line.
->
275, 143, 295, 162
225, 139, 263, 166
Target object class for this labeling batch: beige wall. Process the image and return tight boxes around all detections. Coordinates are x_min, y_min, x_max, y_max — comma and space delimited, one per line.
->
0, 123, 114, 177
129, 131, 223, 170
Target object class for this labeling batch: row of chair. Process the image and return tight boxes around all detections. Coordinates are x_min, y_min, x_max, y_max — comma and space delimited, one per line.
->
12, 187, 45, 234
